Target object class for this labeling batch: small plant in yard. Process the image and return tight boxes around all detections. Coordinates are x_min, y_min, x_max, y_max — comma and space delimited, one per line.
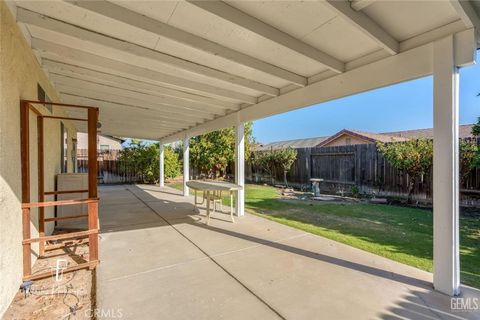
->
351, 185, 360, 198
377, 139, 433, 204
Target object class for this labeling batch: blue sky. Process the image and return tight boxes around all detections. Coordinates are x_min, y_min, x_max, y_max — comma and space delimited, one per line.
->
253, 61, 480, 144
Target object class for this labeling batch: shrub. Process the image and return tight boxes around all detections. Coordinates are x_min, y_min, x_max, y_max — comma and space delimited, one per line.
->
351, 185, 360, 198
164, 146, 181, 179
190, 122, 254, 178
255, 148, 298, 186
118, 141, 180, 184
377, 139, 433, 203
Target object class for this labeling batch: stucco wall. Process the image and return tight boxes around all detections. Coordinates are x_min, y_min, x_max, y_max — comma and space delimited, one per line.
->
77, 132, 123, 150
0, 2, 77, 316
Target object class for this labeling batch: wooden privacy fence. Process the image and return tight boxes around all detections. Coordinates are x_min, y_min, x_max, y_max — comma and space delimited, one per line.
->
77, 149, 143, 184
79, 143, 480, 201
246, 143, 480, 201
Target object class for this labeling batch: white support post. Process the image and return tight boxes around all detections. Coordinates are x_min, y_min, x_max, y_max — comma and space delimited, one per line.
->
183, 137, 190, 197
159, 142, 164, 187
235, 122, 245, 216
433, 35, 460, 296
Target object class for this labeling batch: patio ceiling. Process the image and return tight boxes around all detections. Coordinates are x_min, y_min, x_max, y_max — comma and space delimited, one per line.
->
10, 0, 480, 141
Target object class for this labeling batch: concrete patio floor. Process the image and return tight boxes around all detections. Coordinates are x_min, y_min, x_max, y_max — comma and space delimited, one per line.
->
95, 185, 480, 320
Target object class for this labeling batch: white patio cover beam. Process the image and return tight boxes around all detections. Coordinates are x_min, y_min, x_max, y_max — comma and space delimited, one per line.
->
159, 143, 165, 187
350, 0, 376, 11
162, 28, 476, 144
69, 0, 307, 87
183, 137, 190, 197
161, 42, 433, 143
32, 38, 257, 104
50, 74, 229, 116
450, 0, 480, 31
323, 0, 399, 54
188, 0, 345, 73
43, 60, 239, 111
60, 94, 199, 128
235, 121, 245, 216
17, 7, 279, 97
55, 84, 214, 121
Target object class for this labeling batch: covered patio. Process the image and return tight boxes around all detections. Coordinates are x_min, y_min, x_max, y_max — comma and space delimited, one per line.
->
3, 0, 480, 316
96, 184, 479, 319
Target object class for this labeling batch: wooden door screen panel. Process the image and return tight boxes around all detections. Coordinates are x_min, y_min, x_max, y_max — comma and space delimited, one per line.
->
20, 100, 99, 281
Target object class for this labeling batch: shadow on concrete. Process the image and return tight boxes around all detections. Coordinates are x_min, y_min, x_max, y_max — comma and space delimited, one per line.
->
114, 185, 432, 289
378, 289, 480, 320
97, 184, 480, 320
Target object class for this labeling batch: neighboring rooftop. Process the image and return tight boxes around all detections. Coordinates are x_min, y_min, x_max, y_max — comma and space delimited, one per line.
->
257, 124, 475, 150
317, 129, 409, 147
383, 124, 474, 139
256, 136, 329, 151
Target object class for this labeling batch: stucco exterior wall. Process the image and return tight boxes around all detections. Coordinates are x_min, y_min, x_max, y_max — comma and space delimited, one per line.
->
0, 2, 77, 315
77, 132, 123, 150
322, 134, 372, 147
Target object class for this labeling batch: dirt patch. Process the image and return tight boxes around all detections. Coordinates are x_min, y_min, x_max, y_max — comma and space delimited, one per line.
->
3, 242, 95, 320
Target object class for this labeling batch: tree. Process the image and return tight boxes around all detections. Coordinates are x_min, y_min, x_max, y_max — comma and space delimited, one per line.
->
254, 147, 297, 186
255, 149, 277, 185
163, 146, 181, 179
460, 140, 477, 186
274, 148, 298, 187
190, 122, 254, 178
472, 117, 480, 166
472, 117, 480, 137
118, 142, 180, 183
377, 139, 433, 204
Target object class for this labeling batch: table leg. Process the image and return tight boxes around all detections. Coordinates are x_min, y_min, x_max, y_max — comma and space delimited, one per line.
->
220, 191, 223, 211
230, 191, 235, 223
206, 190, 211, 225
212, 190, 216, 213
194, 189, 197, 212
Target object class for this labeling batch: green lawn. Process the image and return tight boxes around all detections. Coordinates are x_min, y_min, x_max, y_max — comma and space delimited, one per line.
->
169, 182, 480, 288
